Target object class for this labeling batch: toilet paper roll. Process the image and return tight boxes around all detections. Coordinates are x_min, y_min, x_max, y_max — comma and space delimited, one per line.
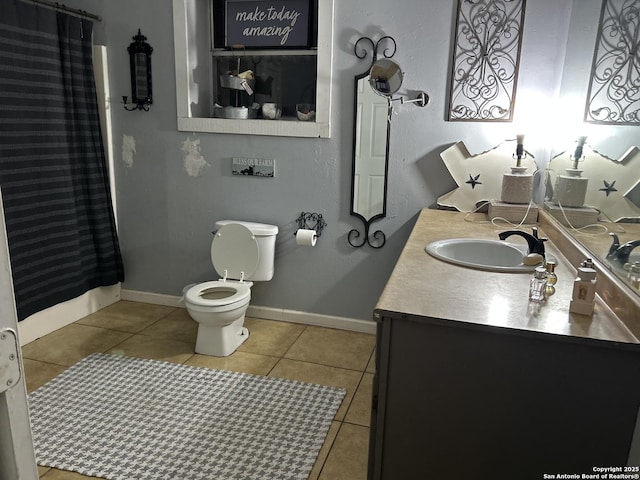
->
296, 229, 317, 247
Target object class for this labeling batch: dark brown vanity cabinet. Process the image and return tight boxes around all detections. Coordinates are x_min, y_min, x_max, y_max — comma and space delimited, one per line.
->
368, 314, 640, 480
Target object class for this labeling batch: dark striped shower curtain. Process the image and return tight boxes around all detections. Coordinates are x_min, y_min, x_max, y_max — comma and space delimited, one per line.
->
0, 0, 124, 320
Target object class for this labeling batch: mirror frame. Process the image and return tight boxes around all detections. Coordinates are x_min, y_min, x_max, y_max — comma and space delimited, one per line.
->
348, 36, 398, 249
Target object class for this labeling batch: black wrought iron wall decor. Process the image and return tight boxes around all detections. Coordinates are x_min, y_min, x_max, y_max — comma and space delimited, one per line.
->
585, 0, 640, 125
123, 29, 153, 111
447, 0, 527, 122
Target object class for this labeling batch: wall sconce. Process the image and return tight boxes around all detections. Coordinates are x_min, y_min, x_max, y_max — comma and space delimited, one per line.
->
122, 29, 153, 111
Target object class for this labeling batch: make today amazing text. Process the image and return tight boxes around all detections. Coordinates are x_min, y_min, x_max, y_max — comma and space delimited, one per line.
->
235, 5, 302, 45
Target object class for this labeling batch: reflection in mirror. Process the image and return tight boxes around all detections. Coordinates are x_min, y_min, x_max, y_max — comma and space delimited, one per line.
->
545, 143, 640, 294
544, 0, 640, 297
369, 58, 404, 97
352, 74, 389, 222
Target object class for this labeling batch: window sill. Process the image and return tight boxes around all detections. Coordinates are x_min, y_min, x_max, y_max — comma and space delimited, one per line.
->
177, 116, 330, 138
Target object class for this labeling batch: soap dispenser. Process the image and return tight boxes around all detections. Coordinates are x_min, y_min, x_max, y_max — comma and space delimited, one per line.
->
569, 263, 597, 316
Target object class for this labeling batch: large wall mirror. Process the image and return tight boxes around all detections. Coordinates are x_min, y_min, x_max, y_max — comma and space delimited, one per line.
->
545, 0, 640, 295
347, 36, 399, 249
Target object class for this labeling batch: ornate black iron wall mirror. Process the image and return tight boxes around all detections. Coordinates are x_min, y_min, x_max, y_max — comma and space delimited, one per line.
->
348, 36, 429, 249
347, 36, 397, 249
123, 29, 153, 111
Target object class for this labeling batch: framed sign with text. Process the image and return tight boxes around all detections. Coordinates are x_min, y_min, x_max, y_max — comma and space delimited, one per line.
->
224, 0, 310, 48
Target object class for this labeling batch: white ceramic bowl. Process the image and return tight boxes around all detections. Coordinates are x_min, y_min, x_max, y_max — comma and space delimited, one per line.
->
296, 103, 316, 121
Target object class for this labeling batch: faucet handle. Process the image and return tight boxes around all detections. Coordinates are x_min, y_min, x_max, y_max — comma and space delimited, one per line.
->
607, 232, 620, 258
531, 227, 547, 241
531, 227, 547, 254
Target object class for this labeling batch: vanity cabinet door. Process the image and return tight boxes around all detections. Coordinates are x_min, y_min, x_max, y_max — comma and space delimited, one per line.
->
370, 315, 640, 480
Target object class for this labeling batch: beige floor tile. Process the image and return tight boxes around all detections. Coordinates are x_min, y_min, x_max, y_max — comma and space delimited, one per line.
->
22, 324, 131, 366
269, 358, 362, 421
285, 326, 376, 371
107, 334, 194, 364
40, 468, 102, 479
318, 423, 370, 480
76, 300, 176, 333
238, 317, 306, 357
22, 358, 67, 393
138, 307, 198, 345
308, 420, 341, 480
37, 466, 50, 477
184, 351, 279, 376
344, 373, 373, 427
366, 349, 376, 373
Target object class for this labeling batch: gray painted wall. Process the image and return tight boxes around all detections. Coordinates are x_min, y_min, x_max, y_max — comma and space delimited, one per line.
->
61, 0, 632, 322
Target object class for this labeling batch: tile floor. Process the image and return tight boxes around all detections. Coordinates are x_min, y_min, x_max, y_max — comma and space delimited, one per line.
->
21, 300, 376, 480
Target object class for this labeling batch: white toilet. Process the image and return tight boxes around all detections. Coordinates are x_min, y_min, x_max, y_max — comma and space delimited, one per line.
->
184, 220, 278, 356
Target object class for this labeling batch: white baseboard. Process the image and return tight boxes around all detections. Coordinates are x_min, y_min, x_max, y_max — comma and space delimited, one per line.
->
18, 284, 121, 346
120, 289, 184, 307
120, 289, 376, 334
247, 305, 376, 334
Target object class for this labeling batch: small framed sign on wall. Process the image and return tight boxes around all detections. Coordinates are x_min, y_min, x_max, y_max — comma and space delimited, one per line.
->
225, 0, 310, 48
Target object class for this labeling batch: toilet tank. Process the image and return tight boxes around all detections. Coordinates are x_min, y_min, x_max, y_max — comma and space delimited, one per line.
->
214, 220, 278, 281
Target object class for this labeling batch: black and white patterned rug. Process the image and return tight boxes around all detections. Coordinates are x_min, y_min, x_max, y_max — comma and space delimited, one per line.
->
28, 353, 346, 480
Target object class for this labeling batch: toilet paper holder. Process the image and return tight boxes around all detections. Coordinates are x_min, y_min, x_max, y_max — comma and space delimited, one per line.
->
294, 212, 327, 238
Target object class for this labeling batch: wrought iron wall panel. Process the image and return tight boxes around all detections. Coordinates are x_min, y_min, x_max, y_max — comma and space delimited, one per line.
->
448, 0, 526, 122
585, 0, 640, 125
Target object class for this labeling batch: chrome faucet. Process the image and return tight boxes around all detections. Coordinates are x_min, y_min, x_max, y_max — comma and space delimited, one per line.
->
498, 226, 547, 256
606, 232, 640, 265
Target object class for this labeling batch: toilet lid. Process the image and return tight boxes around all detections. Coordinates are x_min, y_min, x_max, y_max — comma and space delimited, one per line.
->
211, 223, 259, 280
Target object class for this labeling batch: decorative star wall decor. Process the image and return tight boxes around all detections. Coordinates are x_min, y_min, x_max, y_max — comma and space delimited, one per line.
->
438, 140, 538, 212
547, 145, 640, 221
599, 180, 617, 197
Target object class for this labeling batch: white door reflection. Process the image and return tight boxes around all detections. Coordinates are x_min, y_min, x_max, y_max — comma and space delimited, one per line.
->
353, 75, 388, 221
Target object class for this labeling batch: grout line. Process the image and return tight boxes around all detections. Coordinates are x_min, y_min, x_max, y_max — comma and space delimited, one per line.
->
279, 323, 308, 359
313, 420, 344, 480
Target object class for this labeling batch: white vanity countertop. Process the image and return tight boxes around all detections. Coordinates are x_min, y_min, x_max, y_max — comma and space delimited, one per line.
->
375, 208, 639, 345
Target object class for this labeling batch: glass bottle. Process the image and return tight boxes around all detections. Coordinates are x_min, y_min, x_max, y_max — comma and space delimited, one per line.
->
529, 266, 547, 302
626, 261, 640, 290
545, 260, 557, 296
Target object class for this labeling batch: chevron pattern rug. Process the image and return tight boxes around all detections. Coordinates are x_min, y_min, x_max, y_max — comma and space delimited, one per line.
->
28, 353, 345, 480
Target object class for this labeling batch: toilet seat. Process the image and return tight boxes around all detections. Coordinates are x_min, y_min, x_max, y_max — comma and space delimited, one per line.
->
185, 280, 251, 311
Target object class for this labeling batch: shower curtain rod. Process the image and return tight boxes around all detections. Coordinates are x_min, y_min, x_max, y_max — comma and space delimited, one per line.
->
25, 0, 102, 22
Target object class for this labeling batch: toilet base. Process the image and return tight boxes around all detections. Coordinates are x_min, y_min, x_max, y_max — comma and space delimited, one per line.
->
195, 317, 249, 357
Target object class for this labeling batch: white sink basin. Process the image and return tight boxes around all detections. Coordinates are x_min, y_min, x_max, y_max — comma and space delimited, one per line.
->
425, 238, 536, 272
